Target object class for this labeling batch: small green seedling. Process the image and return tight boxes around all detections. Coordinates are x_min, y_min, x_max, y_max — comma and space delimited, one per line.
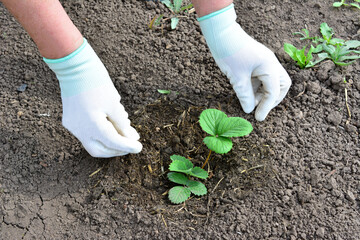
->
150, 0, 193, 30
168, 155, 208, 204
286, 22, 360, 68
284, 44, 321, 69
333, 0, 360, 9
320, 40, 360, 66
333, 0, 348, 7
157, 89, 171, 94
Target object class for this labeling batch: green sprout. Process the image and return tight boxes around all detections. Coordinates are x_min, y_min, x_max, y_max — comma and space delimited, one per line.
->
285, 22, 360, 68
320, 40, 360, 66
150, 0, 193, 30
199, 109, 253, 167
167, 155, 208, 204
333, 0, 360, 9
284, 44, 322, 69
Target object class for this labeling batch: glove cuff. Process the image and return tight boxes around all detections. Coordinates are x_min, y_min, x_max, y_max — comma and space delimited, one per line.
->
198, 3, 249, 59
44, 38, 112, 98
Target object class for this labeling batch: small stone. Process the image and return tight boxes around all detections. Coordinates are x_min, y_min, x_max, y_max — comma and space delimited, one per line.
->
327, 111, 342, 126
345, 190, 356, 203
17, 84, 27, 92
306, 81, 321, 94
316, 61, 335, 81
329, 72, 343, 85
316, 227, 325, 238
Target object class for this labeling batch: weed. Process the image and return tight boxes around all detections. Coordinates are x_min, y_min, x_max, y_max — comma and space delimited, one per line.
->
285, 22, 360, 67
167, 155, 208, 204
149, 0, 194, 30
284, 44, 320, 69
333, 0, 360, 9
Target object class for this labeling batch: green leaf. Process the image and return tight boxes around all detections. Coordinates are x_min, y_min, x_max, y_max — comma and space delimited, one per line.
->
180, 3, 193, 11
320, 23, 334, 42
161, 0, 173, 10
203, 136, 232, 154
173, 0, 182, 13
216, 117, 253, 138
338, 55, 360, 61
168, 172, 189, 185
344, 40, 360, 49
157, 89, 171, 94
187, 181, 207, 196
168, 186, 191, 204
199, 109, 227, 136
329, 38, 345, 46
169, 155, 193, 172
334, 60, 356, 66
350, 3, 360, 9
171, 17, 179, 29
333, 2, 344, 7
189, 167, 208, 179
313, 44, 323, 54
284, 43, 298, 62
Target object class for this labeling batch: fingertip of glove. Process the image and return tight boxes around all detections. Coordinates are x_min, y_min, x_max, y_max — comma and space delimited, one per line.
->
255, 111, 267, 122
122, 127, 141, 141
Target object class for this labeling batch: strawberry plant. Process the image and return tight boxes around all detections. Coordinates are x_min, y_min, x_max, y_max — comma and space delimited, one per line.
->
199, 109, 253, 167
167, 155, 208, 204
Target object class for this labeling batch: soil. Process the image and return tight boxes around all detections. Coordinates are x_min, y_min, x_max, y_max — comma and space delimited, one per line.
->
1, 0, 359, 239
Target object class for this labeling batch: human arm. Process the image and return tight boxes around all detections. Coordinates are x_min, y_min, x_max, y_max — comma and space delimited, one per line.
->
0, 0, 142, 157
191, 0, 291, 121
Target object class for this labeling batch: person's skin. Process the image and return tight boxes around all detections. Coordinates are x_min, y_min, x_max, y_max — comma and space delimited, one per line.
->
191, 0, 233, 17
1, 0, 83, 59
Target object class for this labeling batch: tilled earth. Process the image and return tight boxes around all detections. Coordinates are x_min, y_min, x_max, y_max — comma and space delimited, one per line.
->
0, 0, 359, 239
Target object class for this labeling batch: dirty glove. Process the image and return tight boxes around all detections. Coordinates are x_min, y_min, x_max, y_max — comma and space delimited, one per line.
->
198, 4, 291, 121
44, 39, 142, 158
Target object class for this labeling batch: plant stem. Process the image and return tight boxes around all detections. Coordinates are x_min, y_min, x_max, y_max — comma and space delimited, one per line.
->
202, 150, 212, 169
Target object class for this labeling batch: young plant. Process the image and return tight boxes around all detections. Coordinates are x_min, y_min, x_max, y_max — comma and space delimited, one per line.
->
333, 0, 348, 7
333, 0, 360, 9
150, 0, 194, 30
167, 155, 208, 204
320, 40, 360, 66
286, 22, 360, 67
284, 44, 319, 69
199, 109, 253, 167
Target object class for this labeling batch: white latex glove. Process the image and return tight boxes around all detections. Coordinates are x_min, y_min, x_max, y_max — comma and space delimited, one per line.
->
44, 39, 142, 158
198, 4, 291, 121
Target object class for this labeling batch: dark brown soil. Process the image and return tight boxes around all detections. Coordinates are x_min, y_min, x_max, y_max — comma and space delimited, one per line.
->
1, 0, 359, 239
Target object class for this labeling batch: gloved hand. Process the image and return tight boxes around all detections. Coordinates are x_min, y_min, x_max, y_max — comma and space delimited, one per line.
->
44, 39, 142, 158
198, 4, 291, 121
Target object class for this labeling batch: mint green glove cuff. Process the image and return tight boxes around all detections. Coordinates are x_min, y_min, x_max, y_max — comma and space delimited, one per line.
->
197, 3, 248, 59
44, 38, 112, 98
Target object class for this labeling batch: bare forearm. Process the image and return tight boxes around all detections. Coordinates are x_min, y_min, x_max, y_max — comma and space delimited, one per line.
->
1, 0, 83, 59
191, 0, 233, 17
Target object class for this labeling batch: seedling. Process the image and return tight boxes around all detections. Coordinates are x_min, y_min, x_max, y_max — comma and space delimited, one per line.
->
320, 40, 360, 66
199, 109, 253, 167
285, 22, 360, 67
167, 155, 208, 204
157, 89, 171, 94
284, 44, 320, 69
333, 0, 360, 9
149, 0, 194, 30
